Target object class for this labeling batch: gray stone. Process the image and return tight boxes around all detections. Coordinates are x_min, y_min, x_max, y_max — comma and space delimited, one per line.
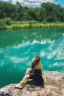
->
0, 71, 64, 96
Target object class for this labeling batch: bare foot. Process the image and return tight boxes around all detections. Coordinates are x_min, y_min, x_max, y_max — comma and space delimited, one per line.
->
15, 83, 25, 89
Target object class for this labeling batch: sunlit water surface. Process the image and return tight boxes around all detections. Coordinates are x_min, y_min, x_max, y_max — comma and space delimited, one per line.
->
0, 28, 64, 87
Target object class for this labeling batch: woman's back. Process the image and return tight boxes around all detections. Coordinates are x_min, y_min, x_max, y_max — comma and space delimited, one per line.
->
30, 67, 44, 85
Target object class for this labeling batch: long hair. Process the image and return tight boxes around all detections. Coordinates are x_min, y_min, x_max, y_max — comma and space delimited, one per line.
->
31, 56, 40, 69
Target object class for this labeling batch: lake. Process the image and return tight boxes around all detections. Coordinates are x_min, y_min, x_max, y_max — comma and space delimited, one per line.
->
0, 28, 64, 88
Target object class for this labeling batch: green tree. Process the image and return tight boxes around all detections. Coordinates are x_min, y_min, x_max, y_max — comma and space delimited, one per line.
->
39, 7, 46, 22
41, 2, 64, 22
0, 1, 64, 22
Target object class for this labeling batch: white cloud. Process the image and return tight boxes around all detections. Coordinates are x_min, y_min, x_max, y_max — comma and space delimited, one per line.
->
25, 0, 43, 3
2, 0, 64, 7
1, 0, 53, 6
47, 50, 57, 59
0, 61, 4, 66
12, 0, 53, 4
49, 62, 64, 70
1, 0, 8, 1
0, 50, 3, 54
0, 0, 56, 7
45, 0, 53, 2
40, 51, 46, 57
12, 0, 24, 4
9, 56, 29, 63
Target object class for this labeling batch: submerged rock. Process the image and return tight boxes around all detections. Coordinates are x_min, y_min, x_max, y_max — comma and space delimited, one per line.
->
0, 71, 64, 96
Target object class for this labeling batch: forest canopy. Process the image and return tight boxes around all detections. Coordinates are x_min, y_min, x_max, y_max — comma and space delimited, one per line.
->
0, 1, 64, 22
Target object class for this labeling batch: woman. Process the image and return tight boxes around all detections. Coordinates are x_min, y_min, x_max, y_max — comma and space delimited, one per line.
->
15, 56, 44, 89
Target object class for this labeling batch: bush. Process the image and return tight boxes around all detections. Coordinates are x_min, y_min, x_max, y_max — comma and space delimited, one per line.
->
0, 18, 12, 28
4, 18, 12, 25
0, 19, 6, 28
42, 20, 47, 24
29, 22, 32, 27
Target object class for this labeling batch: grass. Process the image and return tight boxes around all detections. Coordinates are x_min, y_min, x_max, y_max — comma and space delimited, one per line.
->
0, 20, 64, 29
10, 22, 64, 29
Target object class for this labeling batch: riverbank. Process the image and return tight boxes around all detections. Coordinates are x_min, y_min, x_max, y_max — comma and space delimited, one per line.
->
0, 71, 64, 96
0, 20, 64, 29
12, 22, 64, 29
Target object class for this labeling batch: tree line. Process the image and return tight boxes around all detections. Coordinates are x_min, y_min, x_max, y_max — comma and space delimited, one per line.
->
0, 1, 64, 22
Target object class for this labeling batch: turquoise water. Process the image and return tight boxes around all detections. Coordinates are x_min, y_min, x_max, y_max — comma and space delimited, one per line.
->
0, 28, 64, 88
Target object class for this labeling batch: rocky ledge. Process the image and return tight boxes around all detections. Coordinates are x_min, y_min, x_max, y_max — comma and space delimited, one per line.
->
0, 71, 64, 96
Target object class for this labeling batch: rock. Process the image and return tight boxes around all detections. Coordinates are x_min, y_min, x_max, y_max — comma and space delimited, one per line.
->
0, 71, 64, 96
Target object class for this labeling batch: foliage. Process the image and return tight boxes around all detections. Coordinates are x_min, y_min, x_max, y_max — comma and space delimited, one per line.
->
4, 18, 12, 25
0, 18, 12, 28
0, 19, 6, 28
0, 1, 64, 22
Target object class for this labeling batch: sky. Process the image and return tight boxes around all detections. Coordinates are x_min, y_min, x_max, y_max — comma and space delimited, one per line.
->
0, 0, 64, 7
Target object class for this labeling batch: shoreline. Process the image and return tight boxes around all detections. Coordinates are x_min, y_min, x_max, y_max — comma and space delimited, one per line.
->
0, 71, 64, 96
0, 22, 64, 29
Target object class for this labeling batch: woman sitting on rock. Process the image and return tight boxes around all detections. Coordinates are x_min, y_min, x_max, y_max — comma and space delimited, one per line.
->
15, 56, 44, 89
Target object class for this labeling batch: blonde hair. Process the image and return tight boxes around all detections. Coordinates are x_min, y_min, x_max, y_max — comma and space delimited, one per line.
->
31, 56, 42, 71
36, 61, 42, 71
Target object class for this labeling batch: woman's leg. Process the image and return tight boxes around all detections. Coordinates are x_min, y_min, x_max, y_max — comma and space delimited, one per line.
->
15, 68, 32, 89
19, 68, 32, 84
25, 68, 32, 75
